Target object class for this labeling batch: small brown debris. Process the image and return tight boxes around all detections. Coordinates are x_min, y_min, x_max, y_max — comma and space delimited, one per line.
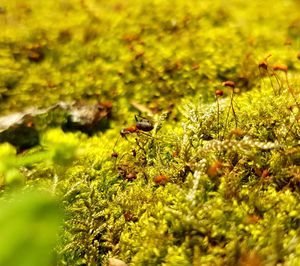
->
125, 173, 137, 181
192, 63, 200, 70
207, 161, 222, 178
238, 251, 262, 266
135, 51, 145, 60
245, 214, 261, 224
172, 150, 179, 158
122, 34, 139, 43
131, 149, 136, 157
123, 211, 138, 222
284, 38, 292, 45
230, 127, 245, 137
99, 101, 113, 109
26, 121, 34, 128
154, 175, 168, 185
109, 258, 128, 266
233, 87, 240, 94
261, 169, 269, 178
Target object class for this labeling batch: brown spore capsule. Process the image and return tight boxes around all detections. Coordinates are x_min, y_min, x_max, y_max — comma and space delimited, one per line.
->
111, 152, 118, 158
258, 61, 268, 70
272, 64, 288, 72
222, 80, 235, 88
215, 89, 224, 96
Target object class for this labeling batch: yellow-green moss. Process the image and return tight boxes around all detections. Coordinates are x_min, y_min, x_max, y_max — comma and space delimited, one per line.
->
1, 0, 300, 265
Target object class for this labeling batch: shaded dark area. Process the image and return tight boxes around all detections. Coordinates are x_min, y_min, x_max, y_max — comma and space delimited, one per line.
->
0, 124, 39, 152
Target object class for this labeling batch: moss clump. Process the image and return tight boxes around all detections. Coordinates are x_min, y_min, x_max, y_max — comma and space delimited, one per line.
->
1, 0, 300, 265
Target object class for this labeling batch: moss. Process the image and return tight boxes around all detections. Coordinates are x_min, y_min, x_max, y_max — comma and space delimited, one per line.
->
1, 0, 300, 265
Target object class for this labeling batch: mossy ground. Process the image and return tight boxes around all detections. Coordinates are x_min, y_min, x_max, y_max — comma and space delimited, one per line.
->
1, 0, 300, 265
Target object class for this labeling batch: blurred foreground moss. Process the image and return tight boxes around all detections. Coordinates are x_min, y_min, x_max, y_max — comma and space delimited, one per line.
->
0, 190, 62, 266
0, 129, 78, 188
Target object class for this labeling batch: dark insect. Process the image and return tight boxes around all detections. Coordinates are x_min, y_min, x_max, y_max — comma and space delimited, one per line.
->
135, 115, 154, 132
120, 126, 138, 138
120, 115, 154, 138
